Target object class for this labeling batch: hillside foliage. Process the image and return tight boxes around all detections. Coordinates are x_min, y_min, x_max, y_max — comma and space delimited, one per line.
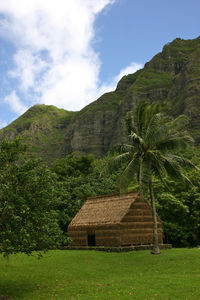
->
0, 137, 200, 255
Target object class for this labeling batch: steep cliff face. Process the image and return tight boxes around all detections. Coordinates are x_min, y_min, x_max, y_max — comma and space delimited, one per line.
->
116, 37, 200, 141
1, 37, 200, 162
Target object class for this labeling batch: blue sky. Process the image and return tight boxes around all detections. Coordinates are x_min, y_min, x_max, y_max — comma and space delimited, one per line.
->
0, 0, 199, 128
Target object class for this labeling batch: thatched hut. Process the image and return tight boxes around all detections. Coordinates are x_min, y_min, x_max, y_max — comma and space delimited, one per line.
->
67, 191, 163, 247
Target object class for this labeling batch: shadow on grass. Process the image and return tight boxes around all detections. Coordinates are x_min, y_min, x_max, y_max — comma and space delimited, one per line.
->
0, 279, 39, 300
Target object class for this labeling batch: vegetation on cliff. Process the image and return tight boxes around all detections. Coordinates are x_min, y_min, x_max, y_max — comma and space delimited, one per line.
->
0, 37, 200, 162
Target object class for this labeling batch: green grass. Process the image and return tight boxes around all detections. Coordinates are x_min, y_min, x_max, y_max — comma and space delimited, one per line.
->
1, 248, 200, 299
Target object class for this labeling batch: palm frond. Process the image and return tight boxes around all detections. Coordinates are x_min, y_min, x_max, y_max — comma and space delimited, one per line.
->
160, 153, 192, 184
125, 112, 137, 135
155, 168, 170, 191
146, 114, 193, 151
164, 154, 198, 170
118, 152, 139, 193
106, 152, 132, 172
110, 144, 135, 155
169, 114, 189, 131
134, 101, 150, 135
156, 133, 194, 151
146, 150, 168, 177
118, 144, 135, 153
145, 113, 166, 145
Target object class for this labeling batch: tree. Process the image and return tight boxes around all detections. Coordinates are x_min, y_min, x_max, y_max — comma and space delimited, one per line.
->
52, 154, 122, 233
52, 152, 94, 177
153, 153, 200, 247
108, 102, 195, 254
0, 138, 62, 257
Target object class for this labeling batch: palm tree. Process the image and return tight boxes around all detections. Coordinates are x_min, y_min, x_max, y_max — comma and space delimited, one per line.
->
109, 102, 195, 254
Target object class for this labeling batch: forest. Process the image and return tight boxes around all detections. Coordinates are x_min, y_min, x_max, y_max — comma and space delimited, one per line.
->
1, 115, 200, 257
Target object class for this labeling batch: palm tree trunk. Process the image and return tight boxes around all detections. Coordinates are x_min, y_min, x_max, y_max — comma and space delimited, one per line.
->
139, 157, 144, 201
149, 178, 160, 254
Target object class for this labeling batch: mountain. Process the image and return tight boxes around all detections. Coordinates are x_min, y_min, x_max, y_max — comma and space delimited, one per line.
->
1, 37, 200, 162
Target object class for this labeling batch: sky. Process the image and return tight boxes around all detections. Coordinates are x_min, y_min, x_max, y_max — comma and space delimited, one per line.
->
0, 0, 199, 128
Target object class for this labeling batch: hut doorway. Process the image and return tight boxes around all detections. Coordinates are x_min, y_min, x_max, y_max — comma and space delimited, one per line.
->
88, 234, 96, 246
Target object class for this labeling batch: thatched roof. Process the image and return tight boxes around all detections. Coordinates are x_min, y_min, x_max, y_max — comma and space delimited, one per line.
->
69, 191, 139, 226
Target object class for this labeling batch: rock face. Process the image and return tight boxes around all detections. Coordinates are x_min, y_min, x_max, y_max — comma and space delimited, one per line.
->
1, 37, 200, 162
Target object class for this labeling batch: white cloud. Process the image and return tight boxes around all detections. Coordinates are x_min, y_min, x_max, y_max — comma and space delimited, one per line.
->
9, 50, 48, 92
3, 91, 27, 115
0, 0, 142, 115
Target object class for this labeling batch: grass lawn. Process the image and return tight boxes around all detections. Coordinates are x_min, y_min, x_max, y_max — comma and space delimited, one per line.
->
0, 248, 200, 300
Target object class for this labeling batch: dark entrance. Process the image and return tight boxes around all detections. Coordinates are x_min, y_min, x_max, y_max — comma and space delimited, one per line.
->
88, 234, 96, 246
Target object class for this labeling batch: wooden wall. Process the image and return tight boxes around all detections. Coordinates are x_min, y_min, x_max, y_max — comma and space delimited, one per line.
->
68, 224, 121, 246
68, 200, 163, 247
120, 200, 163, 245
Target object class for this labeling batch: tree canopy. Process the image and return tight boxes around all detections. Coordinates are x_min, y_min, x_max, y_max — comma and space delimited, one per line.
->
0, 138, 62, 257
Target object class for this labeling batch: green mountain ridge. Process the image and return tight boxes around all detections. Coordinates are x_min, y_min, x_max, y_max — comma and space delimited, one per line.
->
1, 36, 200, 162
